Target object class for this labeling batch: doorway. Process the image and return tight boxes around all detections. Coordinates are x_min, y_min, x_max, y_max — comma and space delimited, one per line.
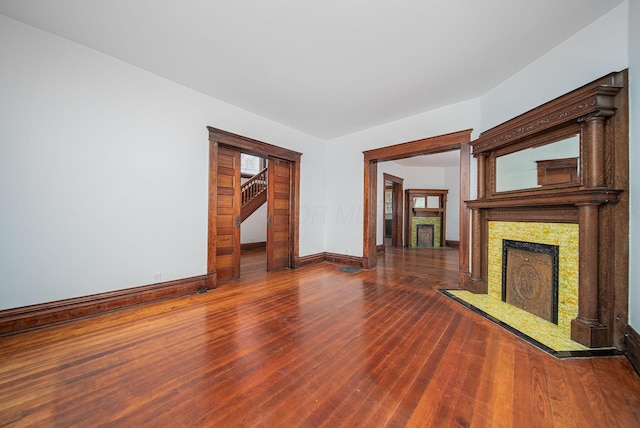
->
362, 129, 472, 285
383, 173, 404, 249
207, 127, 302, 289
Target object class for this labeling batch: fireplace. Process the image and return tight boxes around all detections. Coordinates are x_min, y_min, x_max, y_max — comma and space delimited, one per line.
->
464, 71, 628, 349
501, 240, 559, 324
416, 224, 434, 247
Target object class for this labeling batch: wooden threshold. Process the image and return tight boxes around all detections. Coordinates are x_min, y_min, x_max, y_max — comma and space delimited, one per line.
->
241, 241, 267, 251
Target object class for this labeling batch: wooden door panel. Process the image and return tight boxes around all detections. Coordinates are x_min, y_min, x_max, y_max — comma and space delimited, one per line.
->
217, 175, 234, 188
216, 235, 233, 248
274, 182, 289, 193
267, 158, 292, 271
216, 147, 241, 282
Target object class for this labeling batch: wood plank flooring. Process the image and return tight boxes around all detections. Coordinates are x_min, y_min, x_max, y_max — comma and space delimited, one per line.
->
1, 247, 639, 427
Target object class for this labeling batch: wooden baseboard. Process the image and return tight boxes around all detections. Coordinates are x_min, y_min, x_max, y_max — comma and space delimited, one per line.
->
295, 252, 366, 269
446, 240, 460, 247
376, 245, 385, 253
241, 241, 266, 251
0, 275, 207, 337
5, 247, 368, 336
324, 252, 366, 268
294, 253, 326, 268
626, 325, 640, 375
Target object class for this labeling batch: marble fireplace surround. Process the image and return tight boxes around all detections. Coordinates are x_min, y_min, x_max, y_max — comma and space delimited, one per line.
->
465, 71, 629, 349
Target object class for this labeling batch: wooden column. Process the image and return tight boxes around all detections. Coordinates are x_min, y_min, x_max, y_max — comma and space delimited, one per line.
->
440, 192, 448, 247
363, 160, 377, 269
458, 143, 471, 286
584, 115, 607, 188
571, 202, 608, 347
466, 153, 487, 293
477, 154, 487, 199
570, 112, 611, 347
467, 207, 487, 293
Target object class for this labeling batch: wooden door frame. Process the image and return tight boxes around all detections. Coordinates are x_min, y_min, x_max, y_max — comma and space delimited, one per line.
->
207, 127, 302, 289
363, 129, 472, 286
382, 173, 404, 248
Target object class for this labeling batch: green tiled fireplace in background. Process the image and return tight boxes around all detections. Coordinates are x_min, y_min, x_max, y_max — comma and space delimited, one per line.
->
410, 217, 441, 247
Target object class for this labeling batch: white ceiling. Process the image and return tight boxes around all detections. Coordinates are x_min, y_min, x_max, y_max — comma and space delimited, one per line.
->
0, 0, 623, 139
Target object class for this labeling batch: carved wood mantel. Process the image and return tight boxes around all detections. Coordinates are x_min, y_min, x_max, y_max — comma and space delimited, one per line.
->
466, 71, 629, 349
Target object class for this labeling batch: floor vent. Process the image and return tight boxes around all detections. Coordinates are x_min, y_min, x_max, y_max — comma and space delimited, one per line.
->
339, 266, 361, 274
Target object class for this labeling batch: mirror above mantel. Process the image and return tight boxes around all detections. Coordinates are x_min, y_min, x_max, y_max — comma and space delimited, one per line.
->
495, 133, 580, 192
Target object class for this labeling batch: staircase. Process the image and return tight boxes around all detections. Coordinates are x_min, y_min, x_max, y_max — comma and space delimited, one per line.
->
241, 167, 267, 222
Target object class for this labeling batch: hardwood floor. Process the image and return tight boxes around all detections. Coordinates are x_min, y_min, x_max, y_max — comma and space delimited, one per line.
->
1, 247, 639, 427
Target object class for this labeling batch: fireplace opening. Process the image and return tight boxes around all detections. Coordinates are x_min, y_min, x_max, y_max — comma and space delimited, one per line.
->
501, 240, 559, 324
416, 224, 434, 247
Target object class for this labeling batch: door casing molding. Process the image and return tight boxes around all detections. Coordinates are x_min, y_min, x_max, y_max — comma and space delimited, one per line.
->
382, 173, 404, 248
362, 129, 472, 285
207, 127, 301, 288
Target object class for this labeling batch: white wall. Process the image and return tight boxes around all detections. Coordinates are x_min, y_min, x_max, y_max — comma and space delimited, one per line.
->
241, 204, 267, 244
323, 99, 481, 256
444, 164, 460, 241
0, 15, 325, 310
480, 2, 629, 130
628, 0, 640, 331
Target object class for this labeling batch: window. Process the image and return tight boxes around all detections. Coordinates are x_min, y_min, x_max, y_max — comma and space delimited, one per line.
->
240, 153, 266, 177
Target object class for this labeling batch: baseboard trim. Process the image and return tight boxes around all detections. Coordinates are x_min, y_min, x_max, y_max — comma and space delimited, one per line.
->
324, 252, 366, 268
0, 275, 207, 337
376, 244, 385, 253
295, 252, 366, 269
295, 253, 326, 268
625, 325, 640, 375
446, 240, 460, 248
241, 241, 266, 251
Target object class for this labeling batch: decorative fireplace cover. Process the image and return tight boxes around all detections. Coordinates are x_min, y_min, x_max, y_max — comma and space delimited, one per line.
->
416, 224, 434, 247
502, 240, 559, 324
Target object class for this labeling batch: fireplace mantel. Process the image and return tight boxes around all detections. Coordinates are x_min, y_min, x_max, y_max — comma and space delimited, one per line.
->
466, 188, 622, 210
465, 71, 629, 349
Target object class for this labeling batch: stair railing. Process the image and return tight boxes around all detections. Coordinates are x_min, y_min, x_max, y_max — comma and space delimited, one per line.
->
241, 167, 268, 206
